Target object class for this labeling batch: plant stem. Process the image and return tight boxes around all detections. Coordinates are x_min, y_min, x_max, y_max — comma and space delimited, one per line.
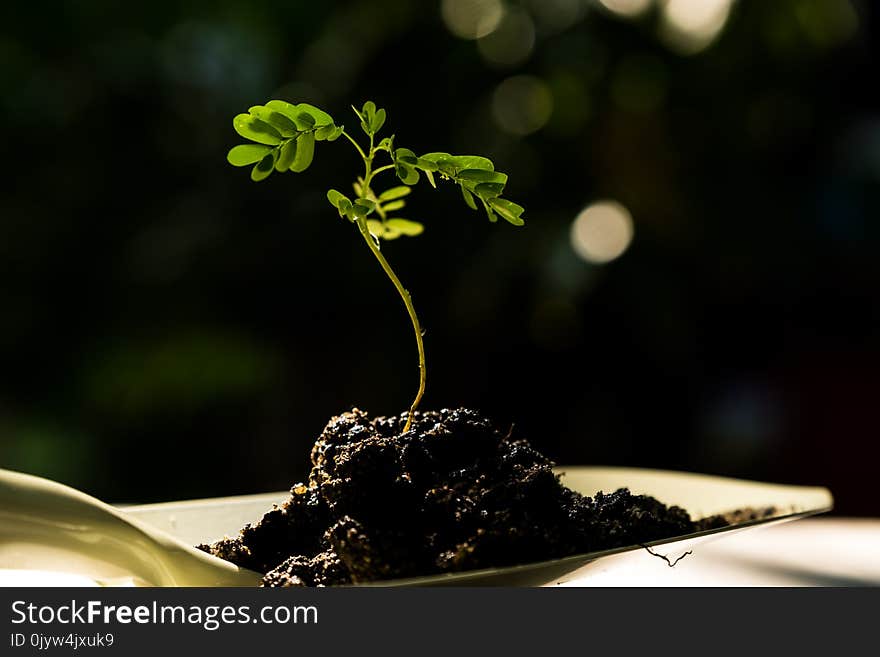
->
341, 129, 367, 161
371, 164, 395, 176
356, 217, 426, 433
344, 128, 426, 433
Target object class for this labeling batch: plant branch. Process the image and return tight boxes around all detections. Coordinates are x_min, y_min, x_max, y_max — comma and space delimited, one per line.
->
355, 217, 426, 433
371, 164, 395, 177
341, 129, 367, 161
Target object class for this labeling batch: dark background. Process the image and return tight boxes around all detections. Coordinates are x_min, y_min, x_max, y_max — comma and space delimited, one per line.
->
1, 0, 877, 514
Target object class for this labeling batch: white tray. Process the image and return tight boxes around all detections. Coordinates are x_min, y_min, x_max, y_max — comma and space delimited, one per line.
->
118, 466, 832, 586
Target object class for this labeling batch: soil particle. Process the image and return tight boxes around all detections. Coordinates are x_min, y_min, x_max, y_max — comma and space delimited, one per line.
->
197, 408, 730, 586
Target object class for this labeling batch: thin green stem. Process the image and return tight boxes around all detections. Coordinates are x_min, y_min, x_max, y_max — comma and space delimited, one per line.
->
344, 128, 426, 432
355, 217, 426, 432
341, 129, 367, 161
371, 164, 395, 177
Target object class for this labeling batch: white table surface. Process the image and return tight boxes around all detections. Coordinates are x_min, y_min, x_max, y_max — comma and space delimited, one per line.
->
557, 518, 880, 586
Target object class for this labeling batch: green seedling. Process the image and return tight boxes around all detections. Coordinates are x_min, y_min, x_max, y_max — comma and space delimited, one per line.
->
227, 100, 525, 432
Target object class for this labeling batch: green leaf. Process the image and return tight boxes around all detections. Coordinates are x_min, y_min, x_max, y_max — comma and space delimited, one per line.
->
357, 101, 376, 135
420, 152, 451, 163
316, 124, 342, 141
251, 152, 276, 181
352, 198, 375, 218
366, 219, 385, 238
381, 199, 406, 212
457, 169, 507, 184
484, 204, 498, 223
377, 136, 394, 151
395, 163, 420, 185
339, 198, 354, 219
276, 140, 296, 171
473, 182, 505, 199
415, 157, 438, 172
248, 106, 298, 137
227, 144, 273, 166
437, 161, 457, 176
233, 114, 282, 145
295, 111, 316, 130
268, 111, 298, 137
461, 186, 478, 210
448, 155, 494, 171
489, 197, 525, 226
290, 132, 315, 173
327, 189, 350, 209
371, 108, 386, 134
378, 186, 411, 201
369, 218, 425, 240
294, 103, 335, 126
264, 100, 299, 120
394, 148, 419, 165
386, 218, 424, 237
419, 152, 456, 176
266, 100, 334, 127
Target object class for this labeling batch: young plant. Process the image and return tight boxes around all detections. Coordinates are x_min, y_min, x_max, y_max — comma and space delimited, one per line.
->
227, 100, 525, 431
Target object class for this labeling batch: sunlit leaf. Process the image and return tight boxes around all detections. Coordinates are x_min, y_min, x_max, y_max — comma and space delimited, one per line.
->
251, 152, 276, 181
395, 162, 420, 185
372, 108, 386, 134
276, 140, 296, 171
420, 152, 451, 162
378, 186, 411, 201
266, 100, 334, 127
339, 198, 355, 220
355, 198, 376, 212
316, 124, 342, 141
248, 106, 298, 137
394, 148, 419, 165
366, 219, 385, 238
327, 189, 349, 208
461, 186, 478, 210
295, 103, 335, 126
386, 218, 424, 237
489, 197, 525, 226
457, 169, 507, 184
352, 198, 375, 218
295, 111, 316, 130
448, 155, 494, 171
227, 144, 273, 166
415, 157, 438, 172
381, 199, 406, 212
290, 132, 315, 172
473, 182, 504, 199
233, 114, 282, 145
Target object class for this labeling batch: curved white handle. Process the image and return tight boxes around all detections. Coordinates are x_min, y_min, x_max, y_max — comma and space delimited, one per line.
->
0, 469, 261, 586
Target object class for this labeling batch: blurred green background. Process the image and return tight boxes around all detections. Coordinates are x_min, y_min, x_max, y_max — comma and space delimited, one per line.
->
1, 0, 877, 514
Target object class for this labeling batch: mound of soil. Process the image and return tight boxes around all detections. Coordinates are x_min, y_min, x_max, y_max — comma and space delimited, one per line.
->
198, 408, 729, 586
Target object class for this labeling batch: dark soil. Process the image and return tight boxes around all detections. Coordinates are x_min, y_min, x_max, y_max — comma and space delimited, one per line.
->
197, 408, 736, 586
